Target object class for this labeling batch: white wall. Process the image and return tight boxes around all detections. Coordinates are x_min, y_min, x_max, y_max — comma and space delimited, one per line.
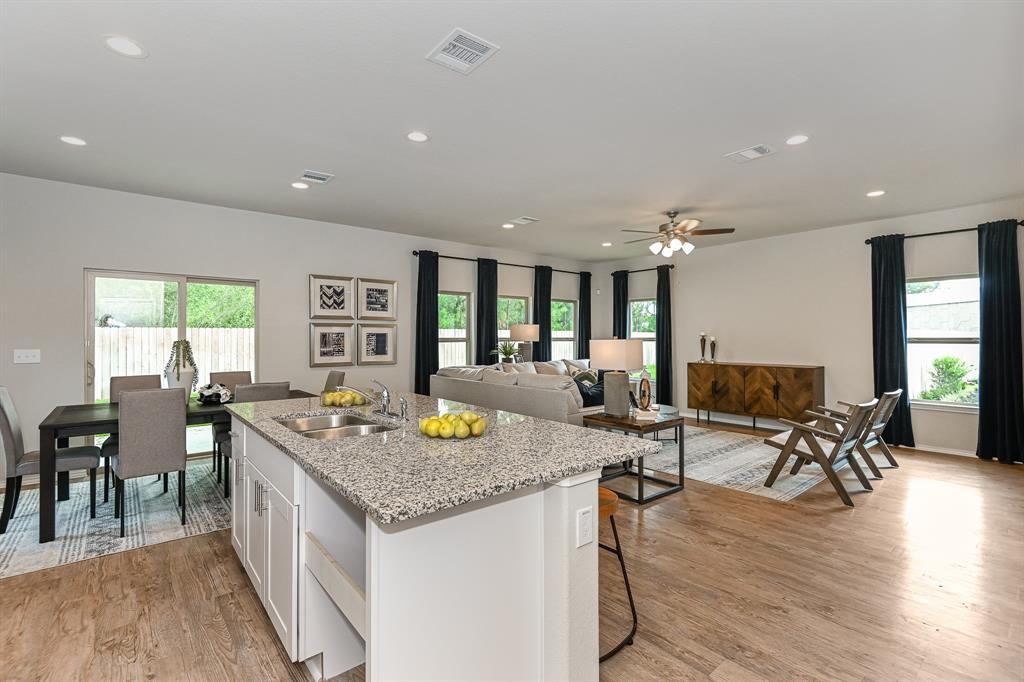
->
592, 196, 1024, 455
0, 174, 587, 451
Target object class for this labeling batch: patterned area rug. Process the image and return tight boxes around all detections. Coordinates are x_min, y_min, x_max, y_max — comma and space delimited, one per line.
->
642, 424, 891, 502
0, 457, 230, 579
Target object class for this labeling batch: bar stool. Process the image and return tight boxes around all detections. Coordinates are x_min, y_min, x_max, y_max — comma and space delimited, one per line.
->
598, 485, 638, 662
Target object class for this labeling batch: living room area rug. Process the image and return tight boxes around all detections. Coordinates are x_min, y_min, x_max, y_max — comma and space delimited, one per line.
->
642, 424, 891, 502
0, 457, 231, 579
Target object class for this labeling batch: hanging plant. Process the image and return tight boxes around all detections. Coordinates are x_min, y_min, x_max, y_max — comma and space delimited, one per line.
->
165, 339, 198, 390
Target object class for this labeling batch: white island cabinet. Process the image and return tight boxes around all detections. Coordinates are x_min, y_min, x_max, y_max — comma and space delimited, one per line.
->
226, 395, 659, 682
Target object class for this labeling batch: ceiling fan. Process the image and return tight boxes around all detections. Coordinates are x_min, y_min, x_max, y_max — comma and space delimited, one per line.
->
622, 210, 735, 257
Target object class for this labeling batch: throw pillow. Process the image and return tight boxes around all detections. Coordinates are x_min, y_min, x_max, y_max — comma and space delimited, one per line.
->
502, 362, 538, 374
563, 358, 590, 374
481, 368, 519, 385
534, 360, 569, 376
574, 377, 605, 408
570, 368, 598, 385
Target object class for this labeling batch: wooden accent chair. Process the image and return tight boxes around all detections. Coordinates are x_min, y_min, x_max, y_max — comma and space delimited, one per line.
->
102, 375, 162, 501
814, 390, 902, 476
209, 371, 253, 483
763, 399, 878, 507
598, 486, 638, 662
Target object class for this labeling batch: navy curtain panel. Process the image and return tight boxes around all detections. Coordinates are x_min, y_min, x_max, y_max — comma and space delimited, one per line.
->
474, 258, 498, 365
976, 219, 1024, 463
655, 265, 674, 406
532, 266, 553, 361
578, 271, 592, 359
414, 250, 439, 395
612, 270, 629, 339
869, 234, 915, 446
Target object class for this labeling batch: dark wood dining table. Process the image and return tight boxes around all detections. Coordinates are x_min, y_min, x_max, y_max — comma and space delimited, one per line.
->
36, 390, 316, 543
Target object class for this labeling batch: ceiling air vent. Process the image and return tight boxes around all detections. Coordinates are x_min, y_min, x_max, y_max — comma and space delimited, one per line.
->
724, 144, 775, 164
426, 28, 500, 75
301, 170, 334, 184
510, 216, 540, 225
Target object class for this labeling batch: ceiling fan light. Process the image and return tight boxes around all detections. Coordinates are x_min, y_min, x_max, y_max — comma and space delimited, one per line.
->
661, 246, 674, 257
681, 239, 696, 255
649, 241, 663, 255
669, 237, 683, 251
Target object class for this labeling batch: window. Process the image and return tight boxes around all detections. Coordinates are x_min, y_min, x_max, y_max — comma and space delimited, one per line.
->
629, 299, 657, 381
497, 296, 529, 339
438, 292, 470, 368
551, 299, 576, 361
906, 277, 979, 405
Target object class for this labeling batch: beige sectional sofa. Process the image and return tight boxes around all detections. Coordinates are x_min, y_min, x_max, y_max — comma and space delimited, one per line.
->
428, 359, 603, 426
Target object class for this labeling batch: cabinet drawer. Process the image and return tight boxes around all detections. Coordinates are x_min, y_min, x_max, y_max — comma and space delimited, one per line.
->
245, 428, 297, 504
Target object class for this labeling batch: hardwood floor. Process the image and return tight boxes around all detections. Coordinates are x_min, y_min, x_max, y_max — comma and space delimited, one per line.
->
0, 421, 1020, 681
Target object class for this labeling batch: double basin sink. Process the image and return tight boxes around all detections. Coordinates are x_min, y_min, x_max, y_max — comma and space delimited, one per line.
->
276, 413, 398, 440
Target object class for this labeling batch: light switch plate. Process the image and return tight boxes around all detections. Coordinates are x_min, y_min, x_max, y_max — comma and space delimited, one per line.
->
13, 349, 41, 364
575, 506, 594, 548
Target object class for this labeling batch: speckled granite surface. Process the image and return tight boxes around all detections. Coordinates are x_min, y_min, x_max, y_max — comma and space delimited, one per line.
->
226, 393, 660, 525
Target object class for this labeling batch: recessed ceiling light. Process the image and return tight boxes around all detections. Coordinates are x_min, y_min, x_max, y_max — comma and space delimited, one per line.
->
501, 223, 515, 229
866, 190, 886, 197
601, 242, 612, 247
59, 135, 87, 146
291, 182, 309, 190
785, 134, 809, 146
406, 131, 430, 143
104, 35, 147, 58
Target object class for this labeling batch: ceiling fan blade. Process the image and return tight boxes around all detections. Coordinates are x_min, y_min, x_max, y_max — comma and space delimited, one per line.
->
624, 236, 660, 244
620, 229, 661, 234
689, 228, 735, 236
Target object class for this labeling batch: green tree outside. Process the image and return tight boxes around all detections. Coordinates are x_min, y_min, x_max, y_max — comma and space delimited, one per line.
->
919, 355, 978, 404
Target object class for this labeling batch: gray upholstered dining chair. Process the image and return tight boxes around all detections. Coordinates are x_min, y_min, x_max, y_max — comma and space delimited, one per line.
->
1, 386, 101, 533
111, 388, 187, 537
324, 370, 346, 392
101, 375, 162, 502
219, 382, 291, 499
209, 371, 253, 482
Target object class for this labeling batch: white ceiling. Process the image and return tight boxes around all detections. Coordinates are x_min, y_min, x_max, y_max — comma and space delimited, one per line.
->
2, 1, 1022, 262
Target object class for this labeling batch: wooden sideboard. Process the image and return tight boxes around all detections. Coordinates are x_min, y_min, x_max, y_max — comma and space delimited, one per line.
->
686, 362, 824, 425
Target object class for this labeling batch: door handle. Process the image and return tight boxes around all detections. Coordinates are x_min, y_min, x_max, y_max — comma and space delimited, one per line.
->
86, 361, 95, 387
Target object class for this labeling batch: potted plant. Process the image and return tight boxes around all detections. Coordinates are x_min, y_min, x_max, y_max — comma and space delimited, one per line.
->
492, 341, 518, 364
164, 339, 198, 399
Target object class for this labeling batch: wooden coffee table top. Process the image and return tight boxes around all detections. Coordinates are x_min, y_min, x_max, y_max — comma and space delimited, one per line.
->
583, 405, 685, 435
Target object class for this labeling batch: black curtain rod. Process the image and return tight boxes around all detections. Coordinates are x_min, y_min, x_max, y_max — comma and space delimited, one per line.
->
411, 251, 581, 276
863, 221, 1024, 245
627, 264, 675, 274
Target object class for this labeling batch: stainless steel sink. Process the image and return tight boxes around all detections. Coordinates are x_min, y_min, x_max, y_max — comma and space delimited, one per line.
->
301, 423, 396, 440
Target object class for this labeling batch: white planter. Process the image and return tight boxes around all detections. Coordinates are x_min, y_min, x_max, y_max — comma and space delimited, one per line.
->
164, 366, 196, 401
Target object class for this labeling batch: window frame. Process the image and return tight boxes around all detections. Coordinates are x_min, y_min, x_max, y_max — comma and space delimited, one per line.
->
497, 294, 530, 339
550, 298, 577, 361
627, 297, 658, 393
437, 290, 472, 368
905, 274, 980, 410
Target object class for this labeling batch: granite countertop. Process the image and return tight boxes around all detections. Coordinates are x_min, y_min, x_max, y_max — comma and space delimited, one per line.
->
226, 392, 661, 525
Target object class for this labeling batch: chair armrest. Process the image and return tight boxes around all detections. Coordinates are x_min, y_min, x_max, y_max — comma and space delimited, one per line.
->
779, 418, 839, 441
816, 405, 850, 420
803, 410, 846, 425
837, 400, 857, 408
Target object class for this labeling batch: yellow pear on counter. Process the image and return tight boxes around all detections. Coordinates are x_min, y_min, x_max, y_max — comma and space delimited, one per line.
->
425, 420, 441, 438
470, 418, 487, 437
339, 393, 354, 407
438, 421, 455, 439
460, 411, 479, 425
454, 420, 471, 439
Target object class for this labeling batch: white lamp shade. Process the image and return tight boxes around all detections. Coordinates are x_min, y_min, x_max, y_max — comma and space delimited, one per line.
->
510, 323, 540, 342
681, 239, 696, 255
590, 339, 644, 371
648, 241, 662, 255
669, 237, 683, 251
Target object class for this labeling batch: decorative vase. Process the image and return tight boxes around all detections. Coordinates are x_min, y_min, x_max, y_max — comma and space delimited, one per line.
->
699, 332, 707, 363
709, 337, 717, 364
164, 339, 198, 402
164, 366, 196, 400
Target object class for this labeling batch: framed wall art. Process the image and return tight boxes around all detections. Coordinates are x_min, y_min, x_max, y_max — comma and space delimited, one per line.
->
357, 278, 397, 321
358, 323, 397, 365
310, 322, 355, 367
310, 274, 355, 319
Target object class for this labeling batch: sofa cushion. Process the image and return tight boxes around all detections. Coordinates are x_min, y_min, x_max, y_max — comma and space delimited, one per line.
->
563, 358, 590, 374
502, 362, 537, 374
481, 368, 519, 385
516, 373, 584, 409
574, 378, 605, 408
534, 360, 569, 376
436, 366, 486, 381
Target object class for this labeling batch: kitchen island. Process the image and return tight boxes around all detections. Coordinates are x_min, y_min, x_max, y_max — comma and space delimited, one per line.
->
226, 393, 660, 682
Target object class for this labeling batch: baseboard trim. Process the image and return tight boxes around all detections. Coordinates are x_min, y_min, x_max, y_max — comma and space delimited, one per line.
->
907, 444, 976, 458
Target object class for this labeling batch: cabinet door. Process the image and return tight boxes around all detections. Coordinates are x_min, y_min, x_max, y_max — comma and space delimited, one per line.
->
244, 467, 268, 601
777, 367, 818, 421
264, 481, 299, 661
713, 365, 745, 414
743, 366, 778, 417
230, 431, 246, 562
687, 364, 715, 410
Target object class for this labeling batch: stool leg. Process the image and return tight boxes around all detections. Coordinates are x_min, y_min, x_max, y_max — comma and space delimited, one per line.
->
103, 457, 110, 502
89, 468, 96, 519
599, 514, 638, 662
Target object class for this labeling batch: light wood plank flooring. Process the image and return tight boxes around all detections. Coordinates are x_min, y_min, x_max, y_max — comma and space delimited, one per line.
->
0, 421, 1020, 681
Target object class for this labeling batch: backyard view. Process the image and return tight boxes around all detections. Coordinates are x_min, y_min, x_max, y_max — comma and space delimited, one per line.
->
438, 292, 469, 367
906, 277, 979, 404
629, 299, 657, 380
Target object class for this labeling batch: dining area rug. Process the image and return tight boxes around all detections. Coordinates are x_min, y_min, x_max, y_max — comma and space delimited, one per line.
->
643, 424, 892, 501
0, 458, 230, 579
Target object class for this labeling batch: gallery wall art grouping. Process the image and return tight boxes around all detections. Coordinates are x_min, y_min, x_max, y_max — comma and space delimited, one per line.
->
308, 274, 397, 367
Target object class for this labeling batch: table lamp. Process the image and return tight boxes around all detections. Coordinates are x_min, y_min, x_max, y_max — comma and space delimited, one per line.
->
590, 339, 644, 417
510, 324, 540, 362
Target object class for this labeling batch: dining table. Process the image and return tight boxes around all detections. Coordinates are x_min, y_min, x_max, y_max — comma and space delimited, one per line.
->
36, 389, 316, 543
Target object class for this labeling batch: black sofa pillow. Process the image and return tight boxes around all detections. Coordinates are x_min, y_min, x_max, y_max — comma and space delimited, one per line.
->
574, 377, 605, 408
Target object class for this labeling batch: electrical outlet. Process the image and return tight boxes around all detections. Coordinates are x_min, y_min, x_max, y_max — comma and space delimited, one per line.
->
575, 506, 594, 548
13, 349, 41, 364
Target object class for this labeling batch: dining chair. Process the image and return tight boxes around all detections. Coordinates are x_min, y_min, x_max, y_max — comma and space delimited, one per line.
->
101, 375, 161, 502
324, 370, 346, 392
1, 386, 101, 534
111, 388, 187, 537
209, 371, 253, 481
219, 382, 290, 499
